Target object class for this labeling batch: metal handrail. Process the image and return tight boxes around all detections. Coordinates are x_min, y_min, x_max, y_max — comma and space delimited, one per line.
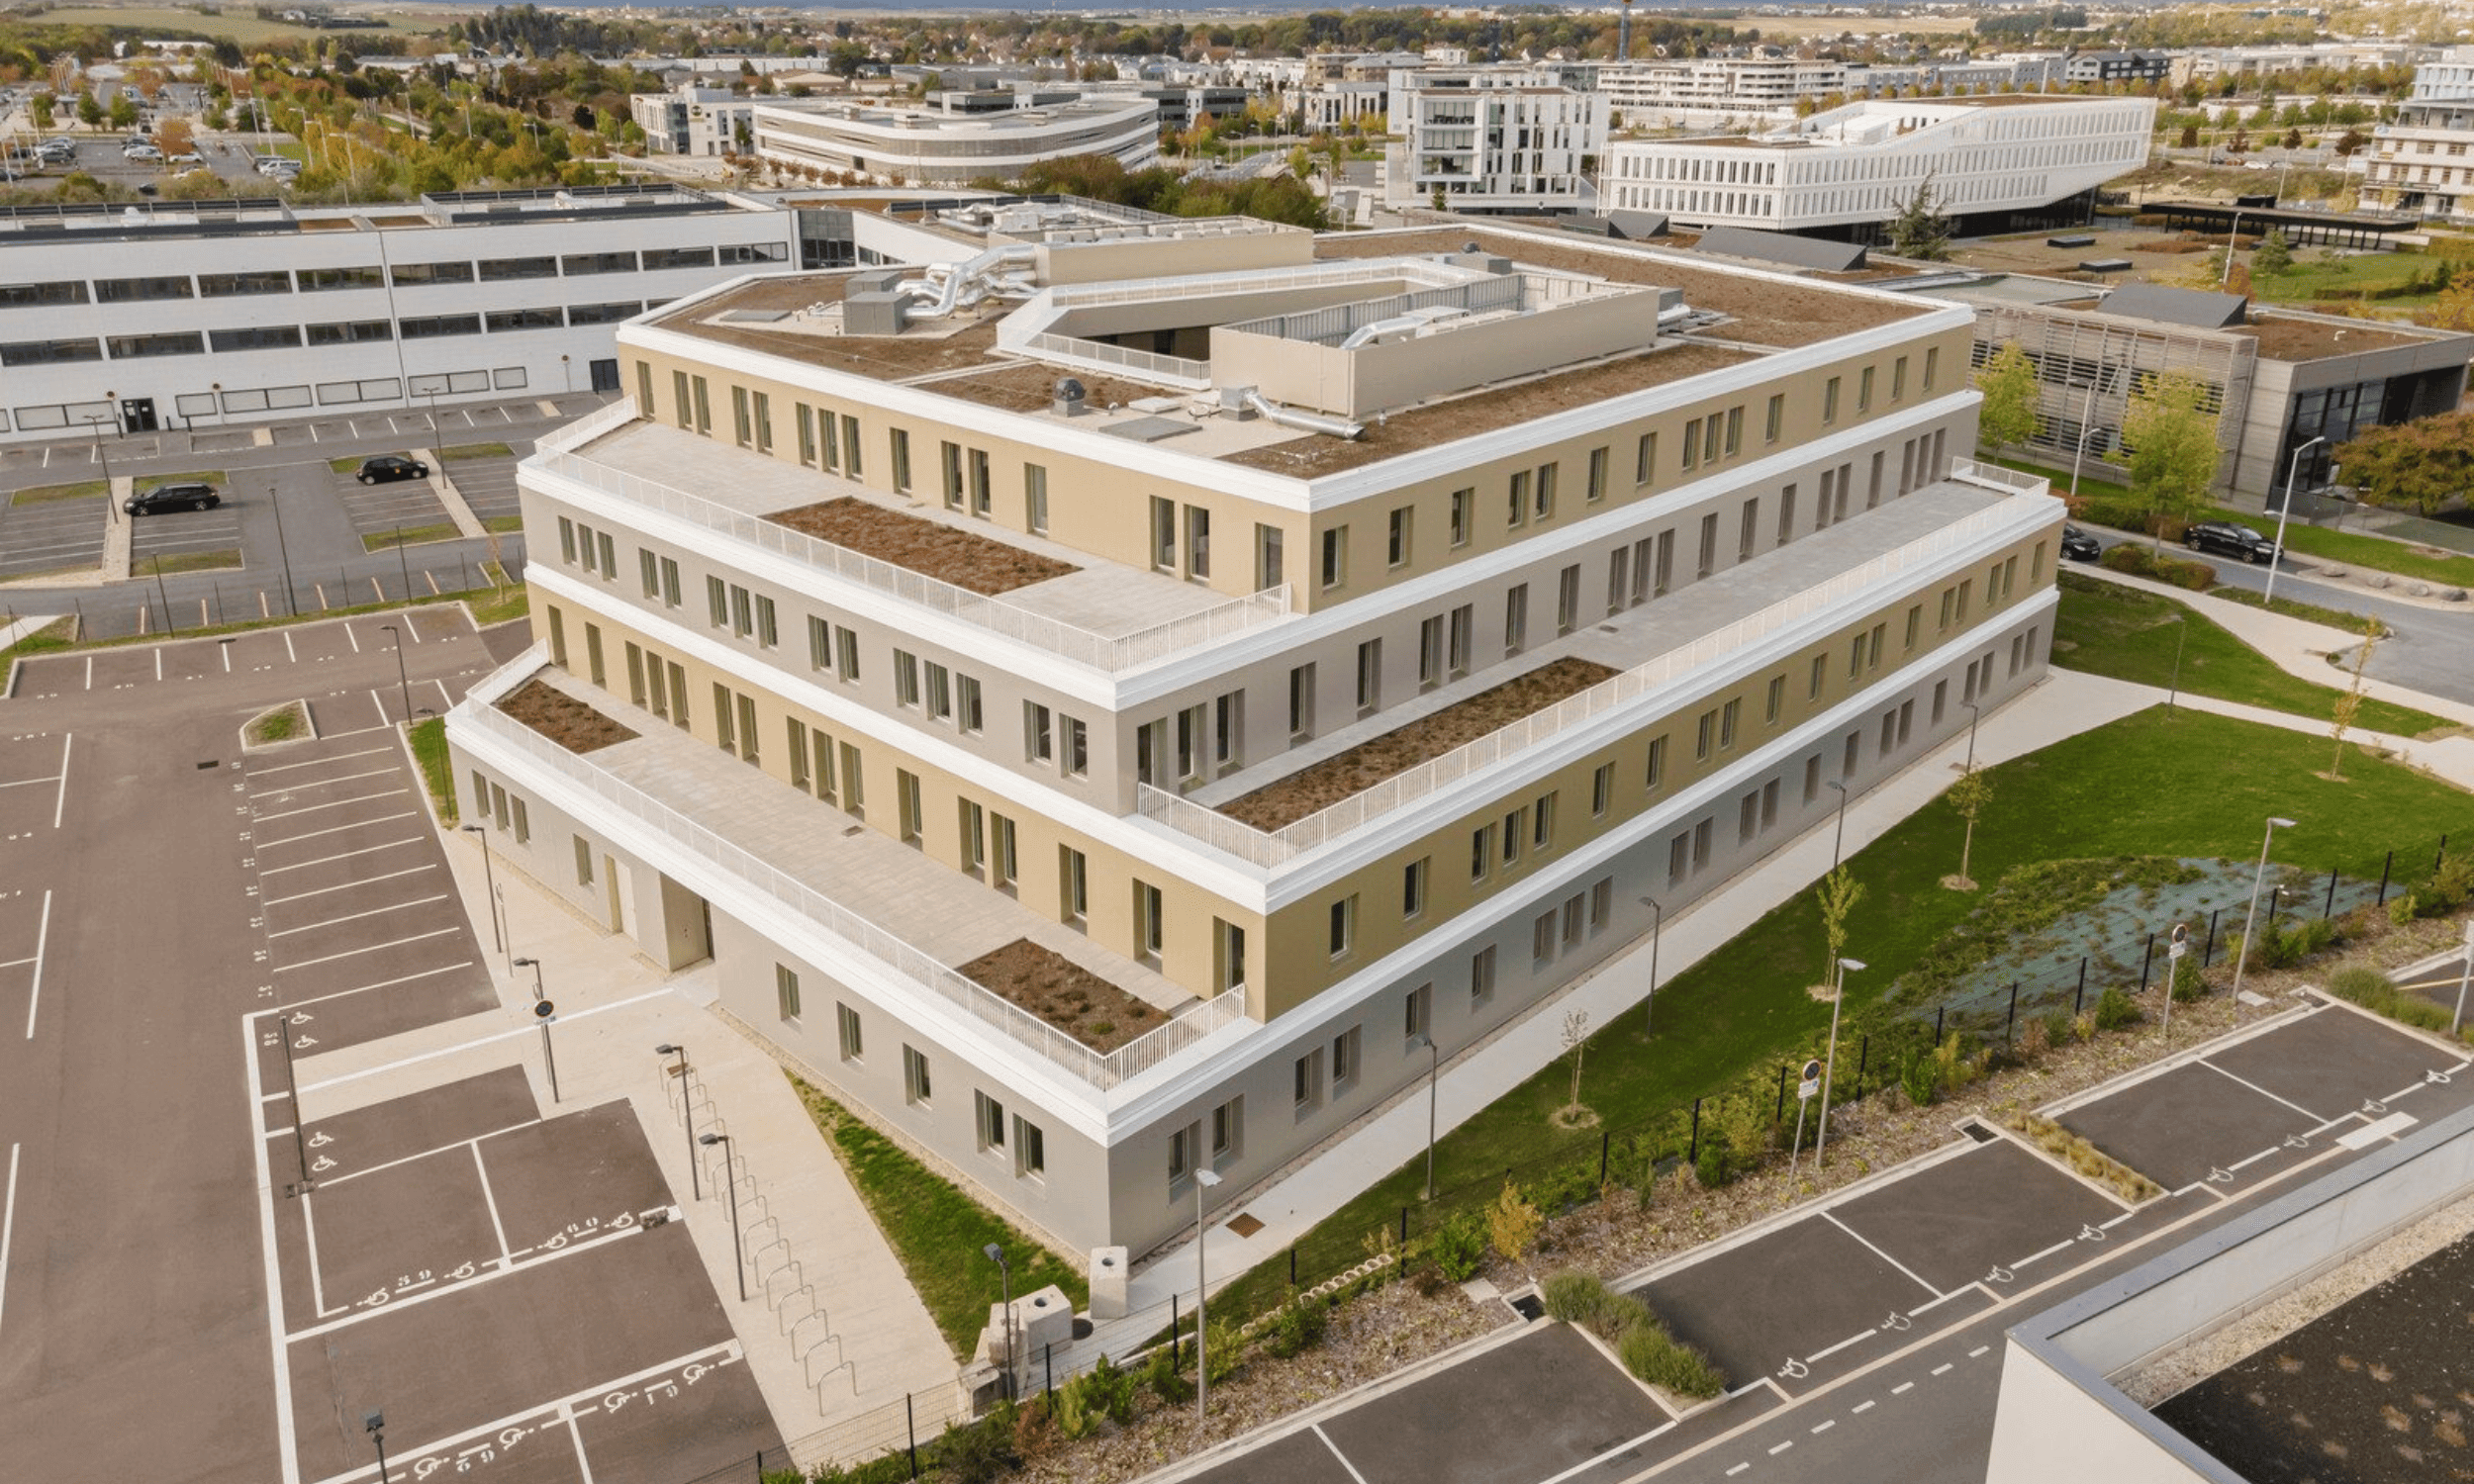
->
453, 660, 1248, 1090
1138, 504, 2020, 869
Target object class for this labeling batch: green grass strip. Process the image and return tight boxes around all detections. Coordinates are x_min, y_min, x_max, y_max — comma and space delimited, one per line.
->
142, 548, 243, 575
792, 1074, 1086, 1359
2051, 575, 2450, 737
363, 523, 461, 552
406, 715, 457, 825
10, 480, 106, 505
438, 442, 515, 460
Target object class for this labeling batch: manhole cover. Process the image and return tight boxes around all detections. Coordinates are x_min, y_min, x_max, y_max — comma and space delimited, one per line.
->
1223, 1212, 1264, 1238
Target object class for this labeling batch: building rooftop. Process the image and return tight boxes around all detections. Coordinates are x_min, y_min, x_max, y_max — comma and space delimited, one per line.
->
0, 181, 737, 243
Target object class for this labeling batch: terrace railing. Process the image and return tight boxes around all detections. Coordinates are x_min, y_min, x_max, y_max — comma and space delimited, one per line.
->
1139, 504, 2020, 869
454, 654, 1247, 1090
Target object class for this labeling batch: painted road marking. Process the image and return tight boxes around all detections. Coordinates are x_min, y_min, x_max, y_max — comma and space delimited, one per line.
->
1931, 1363, 1953, 1376
272, 926, 460, 974
1768, 1440, 1792, 1455
344, 624, 359, 655
254, 745, 394, 776
1725, 1465, 1749, 1477
21, 889, 48, 1039
1806, 1327, 1877, 1364
310, 1120, 540, 1192
1312, 1425, 1372, 1484
476, 1142, 515, 1268
2339, 1111, 2420, 1149
1891, 1382, 1915, 1395
1821, 1210, 1944, 1298
52, 733, 67, 829
2201, 1059, 2328, 1123
243, 1015, 304, 1484
302, 1191, 337, 1318
284, 631, 296, 664
298, 987, 668, 1095
0, 1142, 18, 1341
1969, 1345, 1990, 1358
287, 1220, 637, 1340
252, 812, 421, 851
256, 838, 426, 877
1533, 1419, 1681, 1484
1852, 1401, 1875, 1415
1811, 1420, 1834, 1434
265, 892, 451, 938
271, 960, 474, 1014
252, 788, 410, 824
247, 767, 398, 797
260, 864, 435, 907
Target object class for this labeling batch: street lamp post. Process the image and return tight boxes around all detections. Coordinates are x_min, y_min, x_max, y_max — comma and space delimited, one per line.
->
512, 956, 558, 1103
1640, 894, 1664, 1032
1815, 958, 1864, 1166
2453, 918, 2474, 1038
2232, 816, 2298, 1016
365, 1410, 390, 1484
1826, 779, 1852, 870
700, 1131, 745, 1300
268, 484, 297, 616
2220, 208, 2246, 286
1960, 700, 1982, 772
381, 622, 412, 723
2264, 434, 2326, 607
1409, 1033, 1440, 1201
983, 1243, 1014, 1401
655, 1043, 700, 1199
457, 824, 502, 953
1192, 1166, 1222, 1425
2166, 614, 2189, 714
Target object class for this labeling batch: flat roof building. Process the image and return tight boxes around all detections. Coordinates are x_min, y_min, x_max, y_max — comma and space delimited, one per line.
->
751, 97, 1160, 189
445, 206, 2063, 1269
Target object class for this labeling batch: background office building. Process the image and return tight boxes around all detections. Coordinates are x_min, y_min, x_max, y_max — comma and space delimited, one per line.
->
751, 97, 1160, 188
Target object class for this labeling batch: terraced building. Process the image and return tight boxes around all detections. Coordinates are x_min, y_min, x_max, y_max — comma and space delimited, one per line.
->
445, 204, 2064, 1258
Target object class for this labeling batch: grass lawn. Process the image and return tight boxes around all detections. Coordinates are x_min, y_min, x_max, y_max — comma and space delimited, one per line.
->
2050, 575, 2451, 737
2250, 251, 2436, 306
439, 442, 515, 461
31, 6, 427, 44
0, 617, 75, 687
143, 548, 242, 575
9, 479, 105, 506
1986, 454, 2130, 505
484, 514, 525, 534
364, 523, 460, 551
1216, 706, 2473, 1320
792, 1076, 1086, 1359
406, 716, 457, 824
135, 469, 228, 494
469, 579, 529, 626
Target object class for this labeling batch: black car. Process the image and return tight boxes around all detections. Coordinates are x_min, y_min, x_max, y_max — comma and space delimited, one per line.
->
356, 454, 430, 485
2059, 524, 2101, 562
126, 481, 220, 515
2184, 519, 2279, 564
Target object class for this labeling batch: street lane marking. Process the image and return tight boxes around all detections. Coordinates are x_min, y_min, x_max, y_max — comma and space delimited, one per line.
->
1891, 1382, 1915, 1395
344, 624, 358, 654
261, 864, 436, 906
21, 889, 48, 1039
253, 745, 393, 775
1968, 1345, 1990, 1358
1931, 1363, 1953, 1376
252, 788, 410, 824
265, 892, 451, 938
1311, 1426, 1371, 1484
1725, 1466, 1749, 1477
252, 812, 419, 850
0, 1143, 18, 1341
1767, 1440, 1792, 1455
1852, 1401, 1875, 1414
272, 925, 460, 973
1811, 1420, 1834, 1435
1821, 1211, 1944, 1298
243, 1015, 305, 1484
284, 631, 296, 663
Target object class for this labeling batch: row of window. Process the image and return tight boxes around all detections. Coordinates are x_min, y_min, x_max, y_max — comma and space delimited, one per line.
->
807, 980, 1048, 1180
0, 245, 775, 310
0, 305, 637, 368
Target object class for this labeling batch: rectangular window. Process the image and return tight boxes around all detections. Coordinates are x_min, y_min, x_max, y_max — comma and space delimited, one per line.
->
1719, 698, 1741, 750
707, 575, 727, 629
1257, 524, 1284, 589
713, 684, 736, 756
1328, 894, 1357, 961
1778, 485, 1797, 547
796, 405, 817, 465
1319, 525, 1347, 590
1592, 761, 1615, 817
1504, 585, 1527, 656
1356, 638, 1381, 715
1647, 735, 1667, 791
959, 800, 986, 877
1294, 1050, 1322, 1109
1134, 879, 1164, 961
1150, 496, 1176, 570
573, 835, 594, 887
1695, 708, 1716, 762
1331, 1027, 1361, 1088
1214, 918, 1246, 994
1858, 366, 1875, 413
1404, 983, 1431, 1048
1680, 419, 1700, 471
1387, 506, 1412, 567
1403, 857, 1429, 919
836, 1002, 862, 1062
991, 814, 1016, 890
1924, 347, 1940, 391
1013, 1117, 1044, 1178
956, 676, 983, 735
1534, 910, 1557, 965
1586, 446, 1608, 503
1765, 393, 1785, 444
923, 662, 952, 722
1823, 376, 1841, 425
834, 627, 860, 683
904, 1046, 931, 1105
890, 428, 911, 492
841, 417, 861, 476
659, 558, 681, 608
942, 441, 966, 510
1448, 605, 1473, 679
893, 650, 920, 707
1723, 407, 1743, 457
1739, 500, 1760, 562
754, 596, 777, 648
1288, 663, 1316, 740
1418, 615, 1444, 691
1508, 470, 1531, 525
896, 770, 923, 845
1697, 512, 1719, 579
1024, 702, 1053, 764
1534, 462, 1558, 519
1024, 464, 1048, 533
1892, 356, 1908, 402
1636, 430, 1656, 486
1557, 564, 1580, 635
1060, 846, 1088, 923
1062, 718, 1088, 778
1472, 945, 1497, 1003
1449, 488, 1473, 547
787, 718, 809, 790
1210, 1098, 1243, 1162
625, 643, 646, 706
775, 964, 802, 1023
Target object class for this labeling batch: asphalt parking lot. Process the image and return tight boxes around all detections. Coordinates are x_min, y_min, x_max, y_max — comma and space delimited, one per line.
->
334, 457, 457, 546
445, 449, 523, 528
0, 486, 106, 580
130, 475, 247, 569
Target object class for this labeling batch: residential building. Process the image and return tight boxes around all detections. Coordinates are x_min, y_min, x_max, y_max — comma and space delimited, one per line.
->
2363, 46, 2474, 224
1602, 95, 2156, 238
2060, 50, 2171, 86
751, 97, 1160, 188
1382, 70, 1608, 214
629, 81, 755, 156
446, 207, 2062, 1261
0, 184, 812, 444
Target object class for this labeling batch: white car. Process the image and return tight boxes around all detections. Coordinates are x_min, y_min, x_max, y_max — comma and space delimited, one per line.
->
165, 150, 201, 164
122, 144, 161, 161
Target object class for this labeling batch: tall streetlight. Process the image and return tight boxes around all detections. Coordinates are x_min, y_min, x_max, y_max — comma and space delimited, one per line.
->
268, 483, 298, 616
1960, 700, 1981, 772
2263, 434, 2326, 607
2231, 816, 2298, 1016
983, 1243, 1015, 1401
364, 1410, 390, 1484
512, 956, 558, 1103
1408, 1033, 1440, 1201
1639, 894, 1664, 1032
380, 622, 412, 723
700, 1131, 745, 1300
2452, 918, 2474, 1038
655, 1043, 700, 1199
1814, 958, 1864, 1166
2165, 613, 2189, 714
1826, 779, 1852, 870
458, 823, 502, 954
1192, 1166, 1223, 1426
2219, 207, 2247, 287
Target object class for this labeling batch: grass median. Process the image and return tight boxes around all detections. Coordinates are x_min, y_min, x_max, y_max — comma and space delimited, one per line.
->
2051, 574, 2452, 738
364, 523, 462, 552
9, 479, 106, 506
407, 716, 458, 825
1212, 706, 2473, 1322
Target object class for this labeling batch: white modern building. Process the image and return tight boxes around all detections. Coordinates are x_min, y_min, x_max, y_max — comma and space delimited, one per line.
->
629, 82, 758, 157
2363, 46, 2474, 223
443, 204, 2063, 1266
751, 97, 1160, 188
1383, 70, 1608, 213
0, 185, 815, 443
1603, 94, 2156, 236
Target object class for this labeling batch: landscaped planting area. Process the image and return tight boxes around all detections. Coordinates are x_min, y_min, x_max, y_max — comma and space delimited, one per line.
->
768, 498, 1078, 595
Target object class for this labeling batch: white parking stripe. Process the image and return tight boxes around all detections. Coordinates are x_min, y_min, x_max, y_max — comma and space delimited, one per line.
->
0, 1143, 19, 1342
252, 811, 420, 850
252, 745, 394, 775
247, 767, 398, 798
1311, 1426, 1371, 1484
272, 926, 460, 973
267, 892, 451, 938
261, 864, 436, 906
270, 960, 475, 1014
253, 788, 410, 823
21, 890, 48, 1040
52, 734, 68, 828
1821, 1211, 1945, 1299
256, 838, 426, 876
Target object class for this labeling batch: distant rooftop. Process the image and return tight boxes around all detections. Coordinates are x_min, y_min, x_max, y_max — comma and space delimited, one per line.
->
0, 181, 738, 242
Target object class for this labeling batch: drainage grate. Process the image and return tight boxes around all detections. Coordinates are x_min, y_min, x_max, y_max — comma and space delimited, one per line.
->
1958, 1120, 1998, 1144
197, 760, 222, 771
1509, 1293, 1544, 1321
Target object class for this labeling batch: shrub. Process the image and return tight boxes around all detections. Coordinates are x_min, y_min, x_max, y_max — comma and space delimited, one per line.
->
1203, 1318, 1242, 1386
1542, 1269, 1612, 1326
1142, 1344, 1192, 1405
2099, 542, 2213, 590
2389, 890, 2421, 925
1487, 1178, 1544, 1261
2017, 1015, 2050, 1060
1899, 1050, 1940, 1108
939, 1406, 1019, 1484
1619, 1322, 1728, 1399
2170, 956, 2208, 1002
2093, 985, 2142, 1032
1432, 1210, 1488, 1282
2327, 966, 2396, 1003
1265, 1294, 1329, 1359
1067, 1352, 1136, 1428
2042, 1009, 2081, 1046
1694, 1126, 1734, 1188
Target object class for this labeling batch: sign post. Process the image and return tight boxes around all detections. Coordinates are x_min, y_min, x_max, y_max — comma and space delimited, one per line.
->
1786, 1058, 1822, 1179
2453, 919, 2474, 1038
2165, 922, 2189, 1041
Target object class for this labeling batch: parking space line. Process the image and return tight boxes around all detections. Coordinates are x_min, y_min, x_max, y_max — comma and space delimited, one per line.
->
254, 745, 395, 776
475, 1143, 515, 1268
273, 926, 461, 974
273, 960, 475, 1013
287, 1222, 640, 1342
253, 788, 410, 824
258, 838, 426, 877
562, 1404, 598, 1484
261, 864, 437, 907
1312, 1425, 1372, 1484
0, 775, 58, 788
242, 1015, 305, 1484
2014, 1238, 2075, 1270
2199, 1059, 2329, 1122
154, 649, 162, 683
313, 1121, 539, 1193
284, 631, 296, 663
1805, 1327, 1877, 1365
22, 889, 48, 1039
253, 811, 420, 850
301, 1192, 338, 1318
345, 624, 359, 655
248, 767, 398, 798
1533, 1417, 1682, 1484
267, 892, 451, 938
1820, 1211, 1944, 1299
0, 1143, 18, 1341
298, 987, 667, 1093
53, 734, 67, 828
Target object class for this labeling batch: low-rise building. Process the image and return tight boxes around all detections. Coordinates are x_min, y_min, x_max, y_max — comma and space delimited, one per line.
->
2363, 46, 2474, 224
1383, 70, 1608, 214
752, 97, 1160, 188
629, 81, 755, 157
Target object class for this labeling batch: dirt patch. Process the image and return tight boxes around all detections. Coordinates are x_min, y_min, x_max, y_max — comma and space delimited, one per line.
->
766, 497, 1078, 595
2235, 316, 2431, 362
957, 939, 1161, 1053
1222, 656, 1620, 831
496, 679, 638, 754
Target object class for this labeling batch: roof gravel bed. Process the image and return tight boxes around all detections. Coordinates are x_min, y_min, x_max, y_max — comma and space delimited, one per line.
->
496, 679, 638, 754
767, 497, 1079, 595
1221, 656, 1620, 832
957, 939, 1162, 1053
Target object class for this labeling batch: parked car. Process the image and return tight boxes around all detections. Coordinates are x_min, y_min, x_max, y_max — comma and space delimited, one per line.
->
355, 454, 430, 485
2183, 519, 2280, 564
122, 144, 161, 161
165, 150, 202, 165
126, 481, 221, 515
2059, 524, 2102, 562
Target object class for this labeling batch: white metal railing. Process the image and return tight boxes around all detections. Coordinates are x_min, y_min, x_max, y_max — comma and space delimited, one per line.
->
1948, 458, 2050, 498
527, 430, 1291, 674
537, 394, 642, 456
455, 662, 1249, 1090
1042, 259, 1464, 313
1139, 504, 2019, 870
1017, 331, 1211, 386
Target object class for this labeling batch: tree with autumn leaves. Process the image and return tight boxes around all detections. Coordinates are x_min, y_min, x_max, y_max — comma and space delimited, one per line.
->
2335, 412, 2474, 516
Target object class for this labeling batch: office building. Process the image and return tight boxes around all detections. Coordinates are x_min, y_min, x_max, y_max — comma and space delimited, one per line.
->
751, 97, 1160, 189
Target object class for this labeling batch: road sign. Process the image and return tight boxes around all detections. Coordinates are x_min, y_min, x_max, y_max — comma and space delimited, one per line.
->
534, 999, 556, 1019
1798, 1058, 1822, 1100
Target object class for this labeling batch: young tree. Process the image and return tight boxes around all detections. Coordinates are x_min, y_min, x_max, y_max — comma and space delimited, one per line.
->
1815, 866, 1864, 997
29, 93, 51, 130
1973, 340, 2040, 457
2335, 412, 2474, 515
2328, 617, 2377, 781
1559, 1008, 1591, 1119
75, 91, 102, 127
2113, 369, 2224, 548
2251, 227, 2294, 275
1945, 765, 1992, 890
1887, 174, 1951, 260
